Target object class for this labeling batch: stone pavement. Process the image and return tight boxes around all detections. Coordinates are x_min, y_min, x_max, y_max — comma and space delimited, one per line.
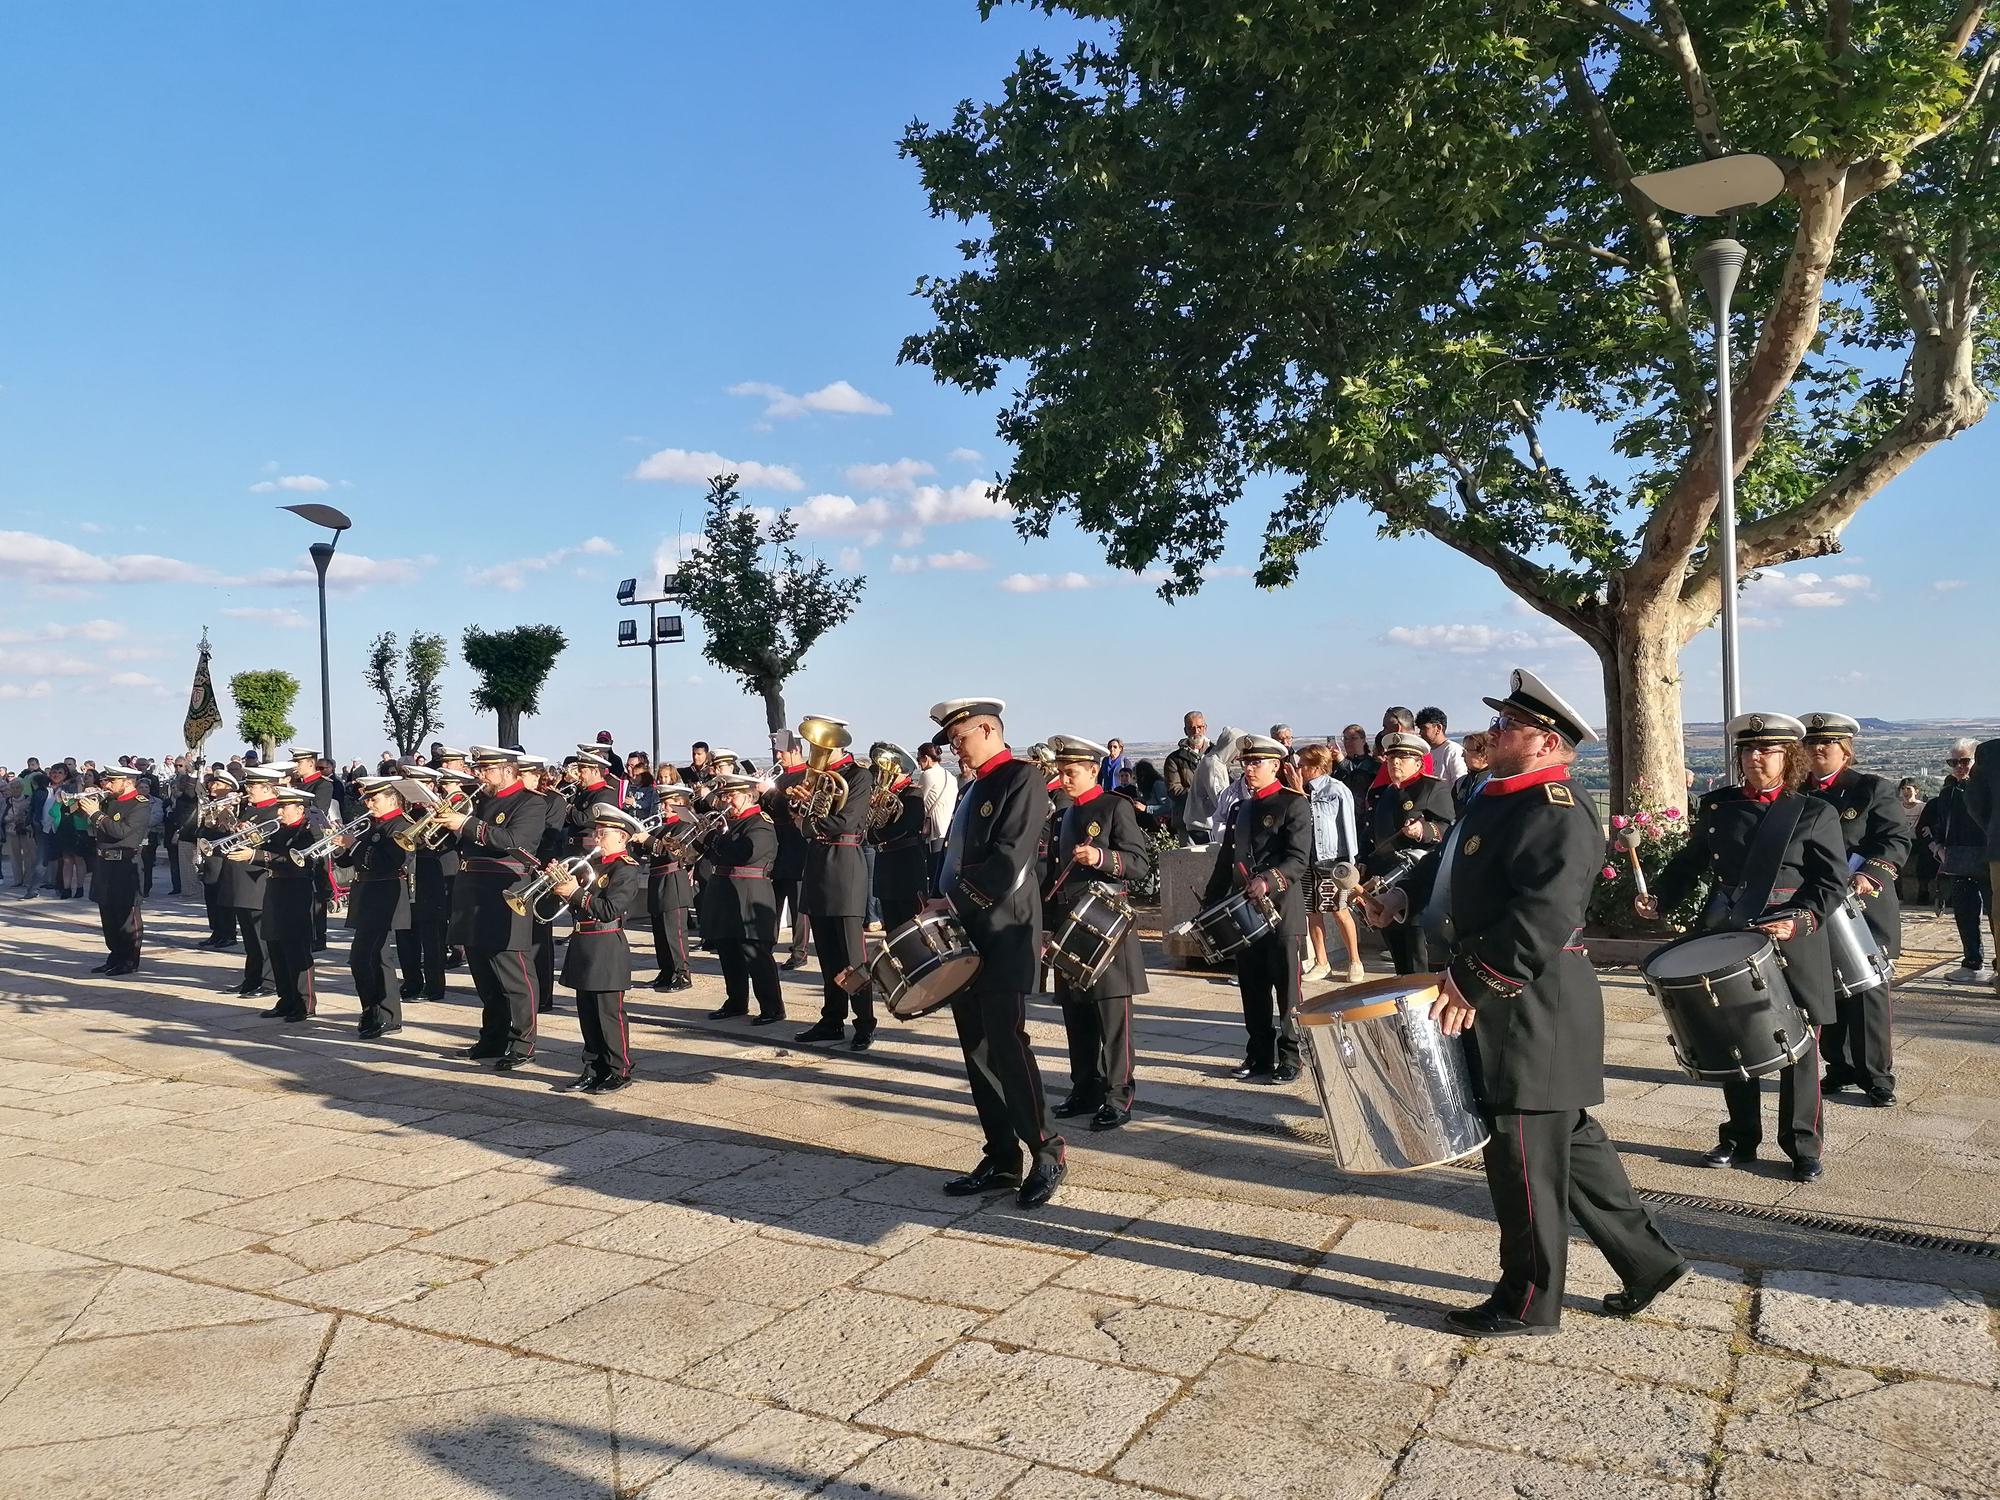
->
1, 892, 1996, 1498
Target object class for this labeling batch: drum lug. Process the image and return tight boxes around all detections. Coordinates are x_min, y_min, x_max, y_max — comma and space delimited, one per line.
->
1335, 1029, 1358, 1069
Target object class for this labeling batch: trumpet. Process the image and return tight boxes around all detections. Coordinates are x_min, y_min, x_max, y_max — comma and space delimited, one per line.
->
196, 792, 242, 821
393, 779, 479, 852
643, 806, 726, 865
53, 788, 105, 810
291, 813, 372, 865
792, 715, 853, 820
504, 854, 596, 921
197, 817, 282, 859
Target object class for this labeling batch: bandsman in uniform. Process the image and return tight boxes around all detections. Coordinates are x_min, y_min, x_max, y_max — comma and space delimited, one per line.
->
690, 746, 741, 950
432, 746, 473, 973
223, 766, 289, 997
520, 755, 565, 1012
707, 772, 784, 1023
190, 769, 242, 950
394, 765, 457, 1002
1365, 668, 1685, 1337
437, 746, 549, 1068
867, 743, 928, 933
643, 786, 698, 992
768, 740, 812, 968
290, 748, 335, 951
1045, 735, 1148, 1130
1803, 712, 1910, 1106
83, 765, 146, 975
551, 805, 648, 1092
563, 746, 623, 849
1201, 734, 1312, 1084
1644, 713, 1848, 1181
927, 697, 1064, 1207
1367, 731, 1456, 975
792, 717, 879, 1051
230, 787, 321, 1021
334, 776, 412, 1039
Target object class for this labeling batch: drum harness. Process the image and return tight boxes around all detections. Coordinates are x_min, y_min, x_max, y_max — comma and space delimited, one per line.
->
1706, 797, 1807, 934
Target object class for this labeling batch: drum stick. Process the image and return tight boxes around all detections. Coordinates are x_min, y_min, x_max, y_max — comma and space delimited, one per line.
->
1622, 834, 1649, 899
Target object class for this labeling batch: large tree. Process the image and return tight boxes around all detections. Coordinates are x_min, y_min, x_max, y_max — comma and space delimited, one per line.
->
228, 669, 299, 763
364, 630, 448, 758
901, 0, 1997, 803
461, 624, 567, 748
674, 473, 867, 735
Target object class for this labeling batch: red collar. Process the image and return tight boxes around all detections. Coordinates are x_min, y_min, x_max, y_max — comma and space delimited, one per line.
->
1371, 752, 1434, 788
1815, 771, 1841, 790
371, 808, 403, 823
826, 753, 854, 772
1253, 778, 1285, 800
581, 778, 606, 792
1072, 784, 1104, 807
1482, 764, 1570, 796
115, 789, 140, 803
1047, 777, 1062, 792
975, 749, 1013, 776
295, 771, 322, 785
492, 780, 524, 797
1744, 783, 1784, 805
892, 774, 912, 793
249, 793, 278, 808
733, 805, 761, 821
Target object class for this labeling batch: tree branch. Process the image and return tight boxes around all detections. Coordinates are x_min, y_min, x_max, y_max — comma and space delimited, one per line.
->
1527, 232, 1634, 268
1561, 61, 1692, 342
1650, 0, 1726, 156
1946, 0, 1988, 54
1556, 0, 1671, 56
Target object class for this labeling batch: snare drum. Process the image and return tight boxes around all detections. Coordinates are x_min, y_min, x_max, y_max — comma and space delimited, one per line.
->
1824, 895, 1891, 999
1043, 882, 1135, 990
1296, 975, 1488, 1173
1181, 889, 1278, 963
865, 911, 982, 1020
1640, 929, 1814, 1080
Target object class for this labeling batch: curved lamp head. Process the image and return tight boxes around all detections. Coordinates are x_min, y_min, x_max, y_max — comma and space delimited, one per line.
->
280, 503, 353, 532
1630, 154, 1784, 217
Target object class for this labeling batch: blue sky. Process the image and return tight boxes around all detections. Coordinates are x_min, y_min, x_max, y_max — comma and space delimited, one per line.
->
1, 2, 1992, 769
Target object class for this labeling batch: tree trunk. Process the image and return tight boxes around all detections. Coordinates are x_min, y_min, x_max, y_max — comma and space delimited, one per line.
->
1598, 599, 1693, 816
259, 737, 276, 764
759, 682, 788, 735
495, 706, 521, 748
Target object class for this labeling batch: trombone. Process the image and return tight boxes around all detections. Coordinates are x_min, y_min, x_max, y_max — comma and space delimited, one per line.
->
197, 817, 282, 860
291, 813, 372, 865
394, 778, 479, 852
791, 715, 853, 820
504, 854, 596, 921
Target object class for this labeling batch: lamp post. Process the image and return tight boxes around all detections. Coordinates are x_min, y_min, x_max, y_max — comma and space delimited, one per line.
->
1631, 153, 1784, 735
280, 503, 353, 767
616, 575, 687, 766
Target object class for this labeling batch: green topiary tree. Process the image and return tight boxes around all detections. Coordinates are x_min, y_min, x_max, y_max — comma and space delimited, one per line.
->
461, 624, 567, 747
229, 669, 300, 763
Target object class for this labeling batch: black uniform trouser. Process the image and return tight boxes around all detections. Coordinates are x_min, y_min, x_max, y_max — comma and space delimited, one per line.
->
814, 914, 875, 1030
396, 914, 447, 998
1822, 983, 1895, 1093
269, 938, 316, 1020
951, 978, 1060, 1167
467, 945, 538, 1054
140, 838, 160, 897
649, 903, 690, 982
235, 907, 267, 987
311, 897, 328, 950
350, 925, 401, 1029
1719, 1031, 1823, 1162
1386, 923, 1430, 976
774, 879, 807, 952
878, 893, 922, 934
202, 881, 235, 943
95, 861, 142, 966
1235, 933, 1303, 1071
1056, 983, 1135, 1110
577, 990, 633, 1078
715, 934, 782, 1017
1483, 1109, 1680, 1327
533, 919, 557, 1011
164, 833, 184, 894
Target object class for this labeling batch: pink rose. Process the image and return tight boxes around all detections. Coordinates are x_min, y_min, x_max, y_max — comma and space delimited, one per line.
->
1610, 814, 1628, 829
1636, 810, 1653, 824
1664, 807, 1682, 820
1601, 865, 1618, 880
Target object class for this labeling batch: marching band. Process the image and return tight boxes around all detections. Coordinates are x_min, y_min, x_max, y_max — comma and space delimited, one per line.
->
57, 670, 1910, 1335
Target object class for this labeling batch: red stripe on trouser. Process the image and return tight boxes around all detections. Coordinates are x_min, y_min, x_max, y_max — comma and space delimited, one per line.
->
515, 950, 536, 1043
1811, 1027, 1822, 1136
1123, 995, 1135, 1100
305, 958, 316, 1015
618, 994, 630, 1071
1517, 1126, 1537, 1320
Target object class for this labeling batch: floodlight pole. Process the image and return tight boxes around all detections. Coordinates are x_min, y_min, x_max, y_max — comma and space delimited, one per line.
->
1695, 239, 1746, 731
646, 601, 661, 769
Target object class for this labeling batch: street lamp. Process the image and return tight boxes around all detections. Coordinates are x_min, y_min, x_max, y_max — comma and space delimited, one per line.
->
1631, 153, 1785, 735
615, 574, 686, 766
280, 502, 353, 767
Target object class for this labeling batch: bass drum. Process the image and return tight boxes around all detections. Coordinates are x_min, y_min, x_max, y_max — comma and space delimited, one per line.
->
1824, 895, 1891, 999
1640, 929, 1814, 1080
1043, 882, 1134, 990
1296, 975, 1488, 1174
866, 911, 982, 1020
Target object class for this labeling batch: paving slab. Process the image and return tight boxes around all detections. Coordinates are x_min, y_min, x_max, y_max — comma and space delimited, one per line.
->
522, 1283, 780, 1379
859, 1231, 1075, 1313
820, 1437, 1031, 1500
1385, 1436, 1698, 1499
1754, 1268, 2000, 1385
395, 1244, 662, 1342
977, 1285, 1244, 1377
657, 1230, 878, 1310
309, 1317, 583, 1407
1231, 1286, 1463, 1385
0, 1413, 292, 1500
633, 1406, 882, 1500
61, 1266, 304, 1341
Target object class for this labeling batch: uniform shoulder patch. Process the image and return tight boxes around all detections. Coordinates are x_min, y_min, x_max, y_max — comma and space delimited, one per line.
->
1544, 783, 1575, 806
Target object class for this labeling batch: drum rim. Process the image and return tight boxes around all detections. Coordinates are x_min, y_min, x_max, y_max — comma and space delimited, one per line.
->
1297, 973, 1441, 1027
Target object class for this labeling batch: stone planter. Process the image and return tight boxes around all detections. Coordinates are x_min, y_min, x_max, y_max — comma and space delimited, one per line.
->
1582, 931, 1661, 969
1158, 846, 1222, 967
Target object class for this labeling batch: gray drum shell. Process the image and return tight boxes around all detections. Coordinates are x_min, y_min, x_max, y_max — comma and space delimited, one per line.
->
1299, 989, 1488, 1174
1824, 896, 1891, 999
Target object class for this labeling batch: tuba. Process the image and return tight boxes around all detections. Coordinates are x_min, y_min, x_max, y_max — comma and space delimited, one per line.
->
792, 715, 853, 820
864, 741, 913, 830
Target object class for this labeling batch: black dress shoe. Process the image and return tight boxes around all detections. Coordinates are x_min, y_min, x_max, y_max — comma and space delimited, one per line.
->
398, 986, 422, 1000
782, 953, 809, 970
89, 961, 115, 974
237, 983, 274, 999
561, 1069, 601, 1092
258, 1006, 287, 1019
281, 1013, 308, 1025
1865, 1087, 1897, 1108
1090, 1103, 1131, 1131
708, 1006, 750, 1021
849, 1029, 875, 1052
1603, 1260, 1691, 1317
1700, 1141, 1755, 1168
667, 975, 693, 992
750, 1013, 784, 1026
1269, 1063, 1300, 1084
1052, 1095, 1100, 1119
942, 1158, 1022, 1196
1791, 1157, 1824, 1183
537, 1002, 555, 1014
1018, 1154, 1067, 1208
1229, 1063, 1271, 1083
1445, 1304, 1558, 1339
494, 1052, 535, 1072
593, 1073, 632, 1094
1821, 1071, 1852, 1094
463, 1043, 507, 1060
795, 1023, 844, 1044
649, 973, 675, 990
106, 962, 139, 976
423, 990, 446, 1002
443, 952, 463, 969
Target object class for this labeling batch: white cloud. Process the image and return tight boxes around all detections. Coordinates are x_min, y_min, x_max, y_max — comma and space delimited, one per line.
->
0, 681, 53, 701
787, 493, 896, 536
105, 671, 160, 689
728, 379, 892, 419
928, 550, 987, 571
0, 531, 216, 586
998, 571, 1094, 594
890, 555, 922, 574
837, 547, 864, 571
1383, 623, 1546, 654
0, 618, 128, 645
844, 458, 935, 492
632, 447, 805, 491
247, 474, 332, 493
909, 481, 1004, 526
1743, 567, 1874, 611
220, 606, 309, 629
652, 532, 709, 581
239, 552, 435, 594
103, 645, 164, 662
1135, 563, 1253, 585
947, 447, 983, 465
466, 537, 619, 592
1933, 579, 1968, 593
